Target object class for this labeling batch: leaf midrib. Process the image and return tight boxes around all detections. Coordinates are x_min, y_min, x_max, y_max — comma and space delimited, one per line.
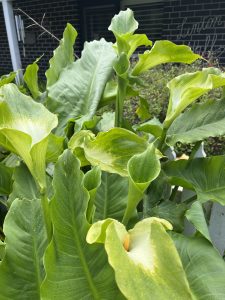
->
71, 192, 100, 300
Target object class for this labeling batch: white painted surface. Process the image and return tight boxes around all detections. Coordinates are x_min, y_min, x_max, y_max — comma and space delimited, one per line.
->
1, 0, 23, 83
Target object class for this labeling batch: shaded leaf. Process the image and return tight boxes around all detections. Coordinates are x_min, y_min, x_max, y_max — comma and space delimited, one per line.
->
185, 201, 211, 242
0, 198, 47, 300
0, 239, 5, 260
8, 164, 40, 206
167, 98, 225, 145
163, 156, 225, 205
172, 233, 225, 299
0, 163, 13, 195
94, 172, 129, 222
41, 150, 123, 299
148, 200, 187, 232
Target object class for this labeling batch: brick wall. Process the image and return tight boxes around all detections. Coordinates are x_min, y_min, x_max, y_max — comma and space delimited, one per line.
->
163, 0, 225, 65
2, 0, 225, 78
13, 0, 81, 77
0, 7, 12, 75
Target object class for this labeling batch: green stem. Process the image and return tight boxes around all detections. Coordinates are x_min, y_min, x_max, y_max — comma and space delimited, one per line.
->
40, 191, 52, 242
122, 188, 142, 226
86, 191, 96, 224
115, 77, 127, 127
122, 202, 136, 226
157, 127, 168, 152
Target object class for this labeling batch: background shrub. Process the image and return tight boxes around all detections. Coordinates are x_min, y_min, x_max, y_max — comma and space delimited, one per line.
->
123, 60, 225, 156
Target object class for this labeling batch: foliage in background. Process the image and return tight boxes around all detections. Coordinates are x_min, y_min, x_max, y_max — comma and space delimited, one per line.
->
124, 61, 225, 156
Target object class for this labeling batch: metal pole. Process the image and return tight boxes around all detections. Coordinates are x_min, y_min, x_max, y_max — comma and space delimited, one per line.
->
1, 0, 23, 84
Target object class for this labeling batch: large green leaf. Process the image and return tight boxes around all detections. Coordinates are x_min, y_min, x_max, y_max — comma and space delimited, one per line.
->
24, 59, 42, 99
0, 198, 47, 300
69, 128, 148, 176
46, 23, 77, 88
185, 201, 211, 242
41, 150, 123, 299
163, 156, 225, 205
165, 67, 225, 127
132, 40, 200, 75
87, 218, 194, 299
109, 8, 138, 37
94, 172, 129, 222
0, 84, 57, 190
0, 163, 13, 195
167, 98, 225, 145
46, 39, 116, 135
172, 233, 225, 299
109, 9, 151, 57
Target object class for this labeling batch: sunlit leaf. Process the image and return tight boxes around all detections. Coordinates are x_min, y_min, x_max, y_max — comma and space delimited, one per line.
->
165, 67, 225, 127
24, 58, 42, 99
46, 23, 77, 88
132, 40, 200, 75
69, 128, 148, 176
135, 97, 151, 121
0, 72, 16, 87
46, 133, 64, 163
87, 218, 194, 299
134, 117, 163, 138
0, 84, 57, 190
46, 39, 116, 135
109, 8, 138, 36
